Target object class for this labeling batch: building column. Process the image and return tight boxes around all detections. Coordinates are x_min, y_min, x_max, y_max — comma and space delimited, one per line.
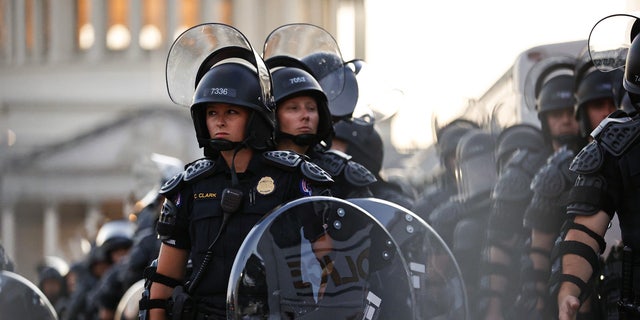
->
48, 0, 75, 63
165, 0, 180, 50
43, 201, 60, 257
127, 0, 143, 58
32, 0, 46, 63
1, 206, 16, 261
13, 0, 26, 65
87, 0, 107, 61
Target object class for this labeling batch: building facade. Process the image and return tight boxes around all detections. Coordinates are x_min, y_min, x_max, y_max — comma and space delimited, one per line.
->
0, 0, 366, 281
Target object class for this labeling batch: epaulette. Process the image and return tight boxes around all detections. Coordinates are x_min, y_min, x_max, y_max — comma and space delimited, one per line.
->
158, 158, 216, 198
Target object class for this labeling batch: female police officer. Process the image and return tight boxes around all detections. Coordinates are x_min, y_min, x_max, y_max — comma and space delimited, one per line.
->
144, 24, 333, 320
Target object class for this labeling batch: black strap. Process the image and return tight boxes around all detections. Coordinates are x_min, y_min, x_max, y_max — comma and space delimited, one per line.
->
139, 298, 169, 310
557, 273, 591, 304
565, 220, 606, 254
144, 267, 182, 288
552, 240, 600, 273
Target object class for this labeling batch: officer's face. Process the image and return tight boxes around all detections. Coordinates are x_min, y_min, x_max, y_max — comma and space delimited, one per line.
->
206, 103, 249, 142
585, 97, 617, 130
545, 107, 579, 137
277, 95, 319, 136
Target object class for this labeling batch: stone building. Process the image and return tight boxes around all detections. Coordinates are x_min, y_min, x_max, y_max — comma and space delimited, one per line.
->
0, 0, 366, 282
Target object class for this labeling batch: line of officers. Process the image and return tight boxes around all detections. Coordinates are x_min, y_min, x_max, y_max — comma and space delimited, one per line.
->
5, 19, 640, 319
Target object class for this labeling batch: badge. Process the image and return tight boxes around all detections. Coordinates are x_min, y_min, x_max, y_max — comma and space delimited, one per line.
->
257, 176, 275, 195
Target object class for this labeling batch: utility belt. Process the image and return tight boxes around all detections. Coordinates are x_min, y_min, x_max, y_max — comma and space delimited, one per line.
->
617, 246, 640, 319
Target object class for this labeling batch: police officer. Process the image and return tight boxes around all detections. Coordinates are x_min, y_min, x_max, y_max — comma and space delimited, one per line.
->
514, 56, 587, 319
556, 14, 640, 320
92, 155, 185, 319
263, 24, 377, 200
411, 118, 479, 221
480, 124, 550, 319
145, 24, 332, 320
527, 51, 618, 318
428, 128, 497, 312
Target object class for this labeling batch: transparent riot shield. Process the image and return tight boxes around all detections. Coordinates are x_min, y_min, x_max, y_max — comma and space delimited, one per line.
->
114, 279, 144, 320
348, 198, 469, 320
227, 196, 417, 319
588, 13, 640, 72
0, 270, 58, 320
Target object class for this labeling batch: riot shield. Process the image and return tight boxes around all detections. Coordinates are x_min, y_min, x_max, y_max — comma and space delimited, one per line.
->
0, 270, 58, 320
348, 198, 469, 320
114, 279, 144, 320
227, 196, 416, 319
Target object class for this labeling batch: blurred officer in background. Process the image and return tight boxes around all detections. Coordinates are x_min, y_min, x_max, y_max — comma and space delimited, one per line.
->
411, 118, 479, 221
480, 124, 550, 319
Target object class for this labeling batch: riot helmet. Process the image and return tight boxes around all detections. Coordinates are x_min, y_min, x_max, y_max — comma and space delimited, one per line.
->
263, 23, 359, 121
455, 129, 497, 202
434, 118, 480, 172
624, 18, 640, 110
494, 124, 545, 172
524, 56, 580, 146
333, 115, 383, 174
166, 23, 276, 156
191, 62, 275, 152
574, 48, 619, 137
95, 220, 135, 264
271, 66, 333, 147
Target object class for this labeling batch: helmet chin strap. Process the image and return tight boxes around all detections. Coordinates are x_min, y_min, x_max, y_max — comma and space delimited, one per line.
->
276, 131, 319, 147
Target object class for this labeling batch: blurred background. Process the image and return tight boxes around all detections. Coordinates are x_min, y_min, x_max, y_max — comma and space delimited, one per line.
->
0, 0, 636, 282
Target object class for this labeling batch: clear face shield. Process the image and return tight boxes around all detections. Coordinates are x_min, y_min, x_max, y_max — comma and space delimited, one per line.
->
166, 23, 273, 109
263, 23, 400, 122
587, 13, 639, 73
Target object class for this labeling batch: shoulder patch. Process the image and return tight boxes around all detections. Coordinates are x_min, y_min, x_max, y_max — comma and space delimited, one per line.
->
311, 150, 349, 177
596, 117, 640, 156
344, 161, 377, 187
300, 161, 334, 185
263, 150, 303, 171
569, 141, 603, 174
183, 158, 216, 182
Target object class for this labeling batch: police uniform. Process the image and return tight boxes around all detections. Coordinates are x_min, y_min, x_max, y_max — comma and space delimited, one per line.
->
157, 151, 332, 317
564, 111, 640, 316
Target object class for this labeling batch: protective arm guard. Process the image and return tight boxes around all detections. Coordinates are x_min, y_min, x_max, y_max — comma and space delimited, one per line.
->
549, 220, 606, 306
138, 260, 183, 319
